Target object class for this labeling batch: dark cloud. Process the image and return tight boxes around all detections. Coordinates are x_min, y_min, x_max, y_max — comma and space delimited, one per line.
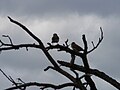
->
0, 0, 120, 17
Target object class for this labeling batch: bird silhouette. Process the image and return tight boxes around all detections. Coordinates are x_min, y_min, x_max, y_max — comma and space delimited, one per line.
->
71, 42, 83, 52
51, 33, 59, 44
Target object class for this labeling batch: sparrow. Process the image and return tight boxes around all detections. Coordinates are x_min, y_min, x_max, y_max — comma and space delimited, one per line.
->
71, 42, 83, 52
51, 33, 59, 43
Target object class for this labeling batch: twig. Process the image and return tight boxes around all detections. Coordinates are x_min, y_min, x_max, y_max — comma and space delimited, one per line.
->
0, 69, 12, 82
0, 40, 4, 47
91, 41, 95, 48
63, 39, 70, 47
0, 39, 13, 47
87, 27, 103, 54
0, 69, 24, 90
17, 78, 25, 84
2, 35, 13, 45
44, 66, 55, 71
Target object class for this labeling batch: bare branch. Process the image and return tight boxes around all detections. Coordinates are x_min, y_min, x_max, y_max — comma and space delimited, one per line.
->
82, 34, 88, 53
17, 78, 25, 84
91, 41, 95, 48
2, 35, 13, 45
70, 54, 76, 66
7, 16, 61, 71
87, 27, 103, 54
0, 38, 13, 47
46, 44, 83, 57
0, 69, 12, 83
84, 74, 97, 90
63, 39, 70, 47
0, 40, 4, 47
58, 61, 120, 89
0, 69, 24, 90
5, 82, 75, 90
7, 16, 43, 45
81, 35, 90, 70
0, 43, 41, 52
44, 66, 55, 71
70, 68, 79, 80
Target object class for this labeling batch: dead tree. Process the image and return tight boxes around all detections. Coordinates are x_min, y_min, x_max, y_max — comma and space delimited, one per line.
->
0, 16, 120, 90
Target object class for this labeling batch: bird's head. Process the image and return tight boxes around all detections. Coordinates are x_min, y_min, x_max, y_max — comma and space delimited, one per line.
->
53, 33, 57, 36
71, 42, 75, 45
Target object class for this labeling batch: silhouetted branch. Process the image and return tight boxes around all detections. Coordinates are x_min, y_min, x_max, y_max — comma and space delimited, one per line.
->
81, 35, 90, 70
84, 74, 97, 90
7, 17, 86, 89
0, 39, 13, 47
70, 54, 76, 66
0, 69, 12, 83
46, 44, 83, 57
17, 78, 25, 84
0, 69, 25, 90
70, 69, 79, 80
82, 34, 88, 53
5, 82, 75, 90
63, 39, 70, 47
87, 27, 103, 54
57, 61, 120, 89
0, 43, 41, 52
2, 35, 13, 45
7, 16, 43, 45
7, 16, 60, 69
44, 66, 55, 71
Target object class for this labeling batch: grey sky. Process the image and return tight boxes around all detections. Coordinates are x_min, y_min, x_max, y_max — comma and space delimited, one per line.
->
0, 0, 120, 16
0, 0, 120, 90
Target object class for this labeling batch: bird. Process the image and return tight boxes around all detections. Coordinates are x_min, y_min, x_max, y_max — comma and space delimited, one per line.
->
51, 33, 59, 44
71, 42, 83, 52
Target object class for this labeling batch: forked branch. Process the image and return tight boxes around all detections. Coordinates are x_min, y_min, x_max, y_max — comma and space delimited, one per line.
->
0, 69, 26, 90
58, 61, 120, 89
2, 35, 13, 45
87, 27, 103, 54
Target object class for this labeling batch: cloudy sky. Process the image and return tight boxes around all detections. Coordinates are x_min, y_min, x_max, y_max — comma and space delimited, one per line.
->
0, 0, 120, 90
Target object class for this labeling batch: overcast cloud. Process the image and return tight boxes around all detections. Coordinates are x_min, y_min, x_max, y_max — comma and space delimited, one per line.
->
0, 0, 120, 90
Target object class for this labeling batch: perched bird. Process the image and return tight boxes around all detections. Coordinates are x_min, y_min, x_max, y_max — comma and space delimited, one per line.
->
51, 33, 59, 44
71, 42, 83, 52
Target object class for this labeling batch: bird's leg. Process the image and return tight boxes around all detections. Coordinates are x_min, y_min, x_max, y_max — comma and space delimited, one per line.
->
70, 54, 76, 66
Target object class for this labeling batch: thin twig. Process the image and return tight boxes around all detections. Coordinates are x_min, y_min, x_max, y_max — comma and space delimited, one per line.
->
0, 69, 12, 82
2, 35, 13, 45
87, 27, 103, 54
0, 69, 24, 90
44, 66, 55, 71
